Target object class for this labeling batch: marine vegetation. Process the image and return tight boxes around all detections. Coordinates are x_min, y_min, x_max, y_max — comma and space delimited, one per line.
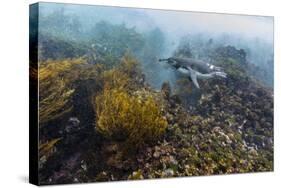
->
39, 58, 85, 124
95, 88, 167, 151
35, 7, 273, 185
94, 55, 167, 152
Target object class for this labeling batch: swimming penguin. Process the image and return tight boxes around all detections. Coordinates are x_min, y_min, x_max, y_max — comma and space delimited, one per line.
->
159, 57, 227, 89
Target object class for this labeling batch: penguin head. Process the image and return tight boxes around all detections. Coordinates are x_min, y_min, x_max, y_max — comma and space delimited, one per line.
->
159, 57, 180, 69
166, 58, 180, 69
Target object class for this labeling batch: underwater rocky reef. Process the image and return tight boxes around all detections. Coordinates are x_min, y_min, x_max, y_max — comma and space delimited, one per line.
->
33, 8, 273, 185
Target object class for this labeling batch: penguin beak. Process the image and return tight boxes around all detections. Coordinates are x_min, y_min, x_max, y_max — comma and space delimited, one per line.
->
158, 59, 171, 69
158, 58, 167, 63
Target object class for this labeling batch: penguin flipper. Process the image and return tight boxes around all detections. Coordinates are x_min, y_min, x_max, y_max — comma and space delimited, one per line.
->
189, 69, 200, 89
